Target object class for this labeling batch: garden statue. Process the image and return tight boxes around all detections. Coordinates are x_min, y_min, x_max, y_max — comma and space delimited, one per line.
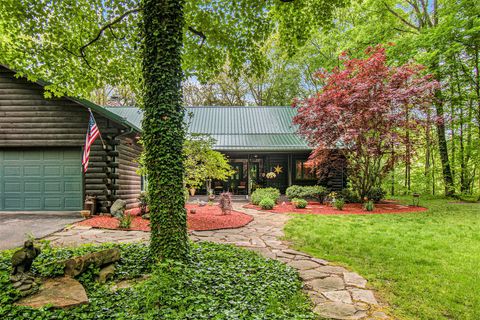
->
219, 192, 232, 215
11, 240, 41, 275
110, 199, 127, 218
10, 239, 42, 296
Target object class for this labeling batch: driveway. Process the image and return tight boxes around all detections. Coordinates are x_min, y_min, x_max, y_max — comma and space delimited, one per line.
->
0, 212, 82, 250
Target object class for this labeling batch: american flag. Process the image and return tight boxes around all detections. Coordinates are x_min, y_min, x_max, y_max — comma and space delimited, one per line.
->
82, 109, 101, 173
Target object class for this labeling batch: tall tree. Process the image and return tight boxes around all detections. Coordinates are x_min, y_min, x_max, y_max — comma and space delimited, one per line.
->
142, 0, 188, 259
0, 0, 345, 260
294, 47, 438, 199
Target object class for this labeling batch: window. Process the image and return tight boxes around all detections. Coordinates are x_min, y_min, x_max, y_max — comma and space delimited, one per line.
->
295, 160, 316, 180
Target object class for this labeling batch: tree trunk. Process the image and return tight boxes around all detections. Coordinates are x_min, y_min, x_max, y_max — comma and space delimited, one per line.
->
142, 0, 189, 260
434, 92, 455, 196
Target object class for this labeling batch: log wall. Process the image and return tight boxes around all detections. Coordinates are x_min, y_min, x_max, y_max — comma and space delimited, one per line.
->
0, 66, 142, 213
117, 135, 142, 210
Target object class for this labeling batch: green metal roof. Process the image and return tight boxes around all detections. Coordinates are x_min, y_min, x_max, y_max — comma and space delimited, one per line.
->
105, 106, 311, 152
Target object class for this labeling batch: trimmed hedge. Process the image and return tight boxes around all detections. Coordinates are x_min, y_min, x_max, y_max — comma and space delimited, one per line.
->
251, 188, 281, 205
292, 198, 308, 209
286, 185, 328, 203
259, 197, 275, 210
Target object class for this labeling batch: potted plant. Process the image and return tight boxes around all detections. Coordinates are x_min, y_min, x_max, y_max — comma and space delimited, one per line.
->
80, 210, 91, 219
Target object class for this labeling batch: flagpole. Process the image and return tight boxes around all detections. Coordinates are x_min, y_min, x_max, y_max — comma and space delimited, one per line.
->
88, 108, 107, 149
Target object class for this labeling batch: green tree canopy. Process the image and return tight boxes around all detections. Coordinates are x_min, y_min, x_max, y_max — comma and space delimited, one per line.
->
0, 0, 345, 98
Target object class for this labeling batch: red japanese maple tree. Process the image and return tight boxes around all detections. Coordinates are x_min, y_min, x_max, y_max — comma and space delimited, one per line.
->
293, 46, 438, 199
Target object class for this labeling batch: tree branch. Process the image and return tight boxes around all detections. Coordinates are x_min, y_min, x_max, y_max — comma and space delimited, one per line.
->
75, 7, 141, 68
188, 26, 206, 48
383, 2, 420, 32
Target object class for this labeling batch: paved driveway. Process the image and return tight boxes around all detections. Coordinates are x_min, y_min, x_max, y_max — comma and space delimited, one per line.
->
0, 212, 82, 250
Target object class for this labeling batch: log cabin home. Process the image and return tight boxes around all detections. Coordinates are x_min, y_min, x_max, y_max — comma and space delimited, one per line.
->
0, 65, 345, 214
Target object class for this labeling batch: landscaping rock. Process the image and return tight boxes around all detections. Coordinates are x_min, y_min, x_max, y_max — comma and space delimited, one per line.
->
317, 265, 349, 274
98, 264, 115, 283
298, 269, 328, 281
15, 276, 88, 309
351, 289, 378, 305
110, 199, 126, 218
314, 301, 358, 319
288, 259, 321, 270
323, 290, 352, 304
10, 273, 40, 296
63, 248, 121, 277
344, 272, 367, 288
308, 276, 345, 291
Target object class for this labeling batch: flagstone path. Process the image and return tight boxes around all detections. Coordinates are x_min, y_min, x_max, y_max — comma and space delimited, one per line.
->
45, 204, 392, 320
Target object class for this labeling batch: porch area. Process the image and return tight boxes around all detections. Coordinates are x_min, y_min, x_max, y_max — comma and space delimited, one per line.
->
204, 152, 318, 195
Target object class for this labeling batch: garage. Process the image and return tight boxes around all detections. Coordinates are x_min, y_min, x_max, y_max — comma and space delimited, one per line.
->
0, 149, 83, 211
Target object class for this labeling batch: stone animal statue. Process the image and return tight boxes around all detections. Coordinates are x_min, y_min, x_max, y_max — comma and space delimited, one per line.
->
110, 199, 127, 218
11, 240, 41, 275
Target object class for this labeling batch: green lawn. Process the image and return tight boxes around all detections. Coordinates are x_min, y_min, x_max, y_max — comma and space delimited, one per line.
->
284, 197, 480, 320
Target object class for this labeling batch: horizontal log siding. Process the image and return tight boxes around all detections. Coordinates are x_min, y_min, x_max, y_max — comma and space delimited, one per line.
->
0, 67, 136, 213
117, 136, 142, 210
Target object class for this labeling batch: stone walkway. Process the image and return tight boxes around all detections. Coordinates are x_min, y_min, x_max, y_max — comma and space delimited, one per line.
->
44, 204, 392, 320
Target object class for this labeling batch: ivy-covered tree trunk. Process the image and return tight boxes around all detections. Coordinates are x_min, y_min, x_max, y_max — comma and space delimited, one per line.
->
142, 0, 189, 260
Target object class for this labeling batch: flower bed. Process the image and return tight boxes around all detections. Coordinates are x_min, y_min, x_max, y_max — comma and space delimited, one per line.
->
244, 200, 427, 215
76, 204, 253, 232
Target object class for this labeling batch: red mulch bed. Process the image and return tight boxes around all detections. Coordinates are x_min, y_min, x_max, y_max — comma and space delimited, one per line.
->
244, 200, 427, 215
76, 204, 253, 232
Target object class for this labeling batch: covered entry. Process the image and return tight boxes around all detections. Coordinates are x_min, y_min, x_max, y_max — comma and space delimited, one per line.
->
0, 149, 83, 211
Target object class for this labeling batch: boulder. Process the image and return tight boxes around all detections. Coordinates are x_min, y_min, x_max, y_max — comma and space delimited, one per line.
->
110, 199, 126, 218
15, 276, 88, 309
97, 264, 115, 283
63, 248, 121, 277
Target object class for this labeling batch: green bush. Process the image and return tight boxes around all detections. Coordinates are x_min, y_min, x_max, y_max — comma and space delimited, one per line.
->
259, 197, 276, 210
285, 185, 303, 199
286, 185, 328, 202
364, 200, 375, 211
338, 188, 360, 203
292, 198, 308, 209
366, 187, 386, 203
333, 198, 345, 210
119, 213, 133, 229
251, 187, 281, 205
0, 242, 314, 320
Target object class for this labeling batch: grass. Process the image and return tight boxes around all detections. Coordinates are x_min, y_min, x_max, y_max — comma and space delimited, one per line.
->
284, 196, 480, 320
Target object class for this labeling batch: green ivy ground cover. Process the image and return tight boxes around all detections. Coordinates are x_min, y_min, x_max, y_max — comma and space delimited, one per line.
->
0, 242, 315, 319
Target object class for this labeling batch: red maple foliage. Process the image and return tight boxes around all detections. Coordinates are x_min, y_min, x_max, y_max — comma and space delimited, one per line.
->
293, 46, 439, 198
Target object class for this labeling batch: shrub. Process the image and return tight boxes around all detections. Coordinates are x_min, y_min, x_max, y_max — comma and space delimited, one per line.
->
291, 198, 308, 209
364, 200, 375, 211
138, 192, 149, 215
119, 213, 133, 229
286, 185, 328, 202
259, 197, 275, 210
338, 188, 360, 203
333, 198, 345, 210
251, 187, 280, 205
285, 185, 303, 199
366, 187, 386, 203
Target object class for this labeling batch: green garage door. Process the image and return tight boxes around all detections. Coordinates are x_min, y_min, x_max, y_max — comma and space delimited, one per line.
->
0, 149, 83, 211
